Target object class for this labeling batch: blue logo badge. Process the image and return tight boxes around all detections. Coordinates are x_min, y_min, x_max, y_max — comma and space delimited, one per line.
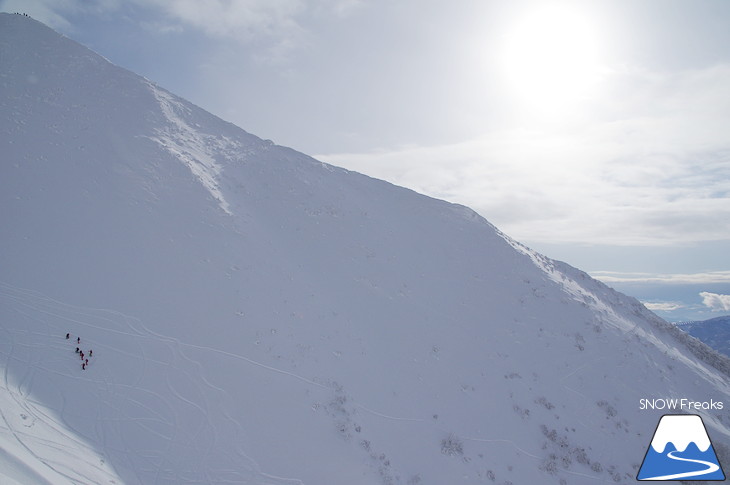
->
637, 414, 726, 481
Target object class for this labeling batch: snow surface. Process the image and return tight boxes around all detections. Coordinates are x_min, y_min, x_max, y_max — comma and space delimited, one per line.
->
0, 326, 123, 485
2, 12, 730, 484
148, 84, 234, 215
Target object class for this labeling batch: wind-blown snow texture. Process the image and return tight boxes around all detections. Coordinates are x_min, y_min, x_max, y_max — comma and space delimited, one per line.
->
2, 13, 730, 484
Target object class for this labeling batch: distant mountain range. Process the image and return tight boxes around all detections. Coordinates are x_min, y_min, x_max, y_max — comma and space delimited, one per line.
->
677, 316, 730, 358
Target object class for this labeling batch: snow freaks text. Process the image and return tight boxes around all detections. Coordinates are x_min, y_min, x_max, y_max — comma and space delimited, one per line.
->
639, 398, 724, 411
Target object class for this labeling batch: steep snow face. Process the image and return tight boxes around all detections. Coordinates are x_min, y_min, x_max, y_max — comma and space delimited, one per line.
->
149, 83, 234, 214
0, 351, 123, 485
679, 316, 730, 357
2, 13, 730, 485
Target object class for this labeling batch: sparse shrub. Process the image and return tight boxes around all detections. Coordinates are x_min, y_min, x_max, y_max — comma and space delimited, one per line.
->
513, 404, 530, 419
572, 446, 589, 465
540, 457, 557, 475
597, 400, 617, 417
541, 424, 558, 442
441, 433, 464, 456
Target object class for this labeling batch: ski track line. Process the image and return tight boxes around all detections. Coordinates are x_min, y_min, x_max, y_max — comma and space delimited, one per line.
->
461, 435, 542, 461
7, 295, 146, 340
354, 403, 425, 422
561, 468, 615, 483
4, 280, 405, 429
155, 367, 199, 485
559, 356, 609, 429
3, 281, 307, 485
256, 472, 305, 485
2, 280, 327, 392
6, 296, 154, 389
1, 286, 141, 334
5, 281, 438, 484
4, 293, 134, 484
2, 352, 118, 484
1, 379, 96, 484
172, 339, 330, 391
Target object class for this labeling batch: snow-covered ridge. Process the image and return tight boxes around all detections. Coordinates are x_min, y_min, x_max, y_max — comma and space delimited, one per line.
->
676, 316, 730, 358
148, 83, 234, 214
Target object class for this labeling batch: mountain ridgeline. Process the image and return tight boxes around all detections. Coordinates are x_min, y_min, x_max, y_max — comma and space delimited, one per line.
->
1, 13, 729, 485
678, 316, 730, 358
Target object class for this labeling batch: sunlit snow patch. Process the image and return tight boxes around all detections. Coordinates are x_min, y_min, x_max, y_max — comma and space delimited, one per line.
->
148, 83, 233, 215
0, 374, 123, 485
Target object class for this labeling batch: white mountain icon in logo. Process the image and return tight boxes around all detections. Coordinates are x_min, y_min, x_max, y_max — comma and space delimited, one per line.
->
637, 414, 726, 481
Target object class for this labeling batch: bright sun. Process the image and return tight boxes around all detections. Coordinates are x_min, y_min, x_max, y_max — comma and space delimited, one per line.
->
500, 6, 602, 116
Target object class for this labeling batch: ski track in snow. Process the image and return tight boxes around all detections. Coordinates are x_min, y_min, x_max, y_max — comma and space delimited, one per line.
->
0, 279, 559, 484
0, 329, 122, 484
0, 280, 311, 485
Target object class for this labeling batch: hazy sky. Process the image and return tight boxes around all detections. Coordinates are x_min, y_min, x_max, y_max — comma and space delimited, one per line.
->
2, 0, 729, 321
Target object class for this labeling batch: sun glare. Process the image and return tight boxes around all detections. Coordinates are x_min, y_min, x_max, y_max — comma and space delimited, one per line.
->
500, 6, 603, 117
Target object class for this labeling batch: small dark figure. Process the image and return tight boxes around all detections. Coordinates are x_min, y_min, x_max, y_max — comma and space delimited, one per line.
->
89, 350, 93, 357
66, 333, 70, 339
80, 351, 84, 360
82, 362, 86, 370
77, 337, 80, 344
75, 347, 79, 353
85, 359, 88, 365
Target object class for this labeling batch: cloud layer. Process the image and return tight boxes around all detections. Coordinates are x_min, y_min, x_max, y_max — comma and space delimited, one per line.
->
592, 271, 730, 285
320, 64, 730, 245
643, 301, 684, 312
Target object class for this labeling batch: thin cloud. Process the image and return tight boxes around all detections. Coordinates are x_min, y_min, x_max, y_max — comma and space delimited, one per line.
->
643, 301, 684, 312
1, 0, 357, 62
592, 271, 730, 284
139, 0, 303, 40
130, 0, 365, 57
319, 64, 730, 246
700, 292, 730, 312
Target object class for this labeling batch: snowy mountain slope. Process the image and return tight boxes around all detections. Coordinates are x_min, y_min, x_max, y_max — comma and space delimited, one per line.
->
2, 12, 730, 484
678, 316, 730, 358
0, 329, 123, 485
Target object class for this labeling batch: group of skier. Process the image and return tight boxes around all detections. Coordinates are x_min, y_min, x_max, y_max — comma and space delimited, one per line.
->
66, 333, 93, 370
